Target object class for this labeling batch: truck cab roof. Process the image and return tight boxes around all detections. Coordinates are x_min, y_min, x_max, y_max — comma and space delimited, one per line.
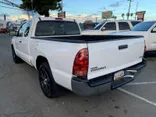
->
32, 17, 76, 22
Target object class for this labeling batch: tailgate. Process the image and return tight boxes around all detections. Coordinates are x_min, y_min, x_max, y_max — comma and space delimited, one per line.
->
87, 37, 144, 80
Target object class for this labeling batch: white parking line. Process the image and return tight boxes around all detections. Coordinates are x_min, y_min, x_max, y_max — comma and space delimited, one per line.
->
118, 88, 156, 107
126, 81, 156, 86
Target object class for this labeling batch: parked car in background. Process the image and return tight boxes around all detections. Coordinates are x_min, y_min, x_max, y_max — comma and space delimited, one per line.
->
82, 20, 141, 35
0, 22, 7, 33
9, 23, 21, 35
112, 21, 156, 53
80, 23, 98, 30
11, 17, 146, 98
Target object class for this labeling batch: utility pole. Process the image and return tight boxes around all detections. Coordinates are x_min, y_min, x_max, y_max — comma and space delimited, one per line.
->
4, 15, 6, 20
135, 0, 139, 20
61, 0, 63, 13
127, 0, 132, 20
31, 0, 34, 16
59, 0, 64, 18
31, 0, 33, 10
96, 17, 97, 23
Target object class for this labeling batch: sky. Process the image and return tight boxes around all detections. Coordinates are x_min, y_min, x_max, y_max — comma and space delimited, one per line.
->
0, 0, 156, 22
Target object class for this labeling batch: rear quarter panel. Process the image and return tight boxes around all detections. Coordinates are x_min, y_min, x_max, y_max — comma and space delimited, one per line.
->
30, 39, 87, 90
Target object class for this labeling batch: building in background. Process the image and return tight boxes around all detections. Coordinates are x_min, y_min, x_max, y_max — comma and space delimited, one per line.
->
136, 11, 146, 21
58, 12, 66, 18
102, 11, 113, 19
0, 19, 7, 33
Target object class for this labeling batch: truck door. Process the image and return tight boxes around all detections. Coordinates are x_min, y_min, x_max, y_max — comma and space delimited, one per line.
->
15, 23, 26, 55
20, 21, 31, 55
15, 21, 31, 63
149, 26, 156, 51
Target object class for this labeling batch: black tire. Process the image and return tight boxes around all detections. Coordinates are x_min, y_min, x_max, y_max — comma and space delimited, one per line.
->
39, 62, 60, 98
11, 46, 23, 64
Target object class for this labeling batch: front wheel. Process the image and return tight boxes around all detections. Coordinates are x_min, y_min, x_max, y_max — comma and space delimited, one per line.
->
39, 62, 61, 98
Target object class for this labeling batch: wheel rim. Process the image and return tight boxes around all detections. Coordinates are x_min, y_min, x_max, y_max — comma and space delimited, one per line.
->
39, 68, 51, 94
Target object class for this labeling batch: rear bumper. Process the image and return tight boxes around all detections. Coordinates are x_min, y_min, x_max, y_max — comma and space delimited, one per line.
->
72, 60, 146, 96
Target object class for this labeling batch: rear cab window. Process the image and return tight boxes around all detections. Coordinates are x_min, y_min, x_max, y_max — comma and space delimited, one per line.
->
119, 22, 130, 30
35, 21, 80, 36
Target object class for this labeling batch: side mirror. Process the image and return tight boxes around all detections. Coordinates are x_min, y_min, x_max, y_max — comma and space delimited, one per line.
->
9, 31, 17, 36
101, 27, 106, 31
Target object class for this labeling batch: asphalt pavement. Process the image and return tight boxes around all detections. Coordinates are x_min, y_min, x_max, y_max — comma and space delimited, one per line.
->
0, 33, 156, 117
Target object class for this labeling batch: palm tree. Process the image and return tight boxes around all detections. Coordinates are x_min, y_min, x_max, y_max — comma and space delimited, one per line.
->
112, 15, 117, 20
114, 16, 117, 20
130, 13, 133, 19
126, 13, 130, 20
121, 13, 125, 19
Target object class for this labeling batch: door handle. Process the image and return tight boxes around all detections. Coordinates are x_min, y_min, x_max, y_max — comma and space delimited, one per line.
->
118, 44, 128, 50
19, 41, 22, 43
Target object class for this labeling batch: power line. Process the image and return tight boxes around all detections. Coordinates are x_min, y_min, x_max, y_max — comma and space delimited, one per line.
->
0, 0, 20, 8
0, 0, 32, 19
0, 4, 22, 10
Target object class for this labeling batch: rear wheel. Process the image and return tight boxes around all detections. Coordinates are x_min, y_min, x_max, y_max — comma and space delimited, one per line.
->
39, 62, 61, 98
11, 46, 23, 63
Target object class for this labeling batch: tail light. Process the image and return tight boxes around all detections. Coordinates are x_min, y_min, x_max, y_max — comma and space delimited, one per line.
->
144, 40, 146, 53
73, 48, 89, 78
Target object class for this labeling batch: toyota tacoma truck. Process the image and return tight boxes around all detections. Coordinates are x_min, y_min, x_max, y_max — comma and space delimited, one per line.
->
11, 17, 146, 98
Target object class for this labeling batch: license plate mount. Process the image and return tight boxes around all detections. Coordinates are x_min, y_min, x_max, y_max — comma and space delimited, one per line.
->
114, 70, 124, 81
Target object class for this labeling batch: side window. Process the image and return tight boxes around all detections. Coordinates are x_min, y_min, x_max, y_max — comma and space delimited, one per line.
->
103, 22, 116, 30
151, 27, 156, 33
119, 22, 130, 30
24, 21, 32, 37
18, 23, 27, 37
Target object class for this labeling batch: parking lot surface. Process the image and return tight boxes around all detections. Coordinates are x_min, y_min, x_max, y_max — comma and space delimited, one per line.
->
0, 34, 156, 117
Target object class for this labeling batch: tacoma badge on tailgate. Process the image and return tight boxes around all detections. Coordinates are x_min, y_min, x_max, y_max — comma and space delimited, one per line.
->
91, 66, 106, 72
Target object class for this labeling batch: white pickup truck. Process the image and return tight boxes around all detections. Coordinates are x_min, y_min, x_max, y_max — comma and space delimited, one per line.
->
112, 21, 156, 53
82, 20, 141, 35
11, 17, 146, 98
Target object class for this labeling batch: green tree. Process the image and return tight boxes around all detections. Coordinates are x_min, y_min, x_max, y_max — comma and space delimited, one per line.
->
121, 13, 125, 19
114, 16, 117, 20
20, 0, 61, 17
112, 15, 117, 20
